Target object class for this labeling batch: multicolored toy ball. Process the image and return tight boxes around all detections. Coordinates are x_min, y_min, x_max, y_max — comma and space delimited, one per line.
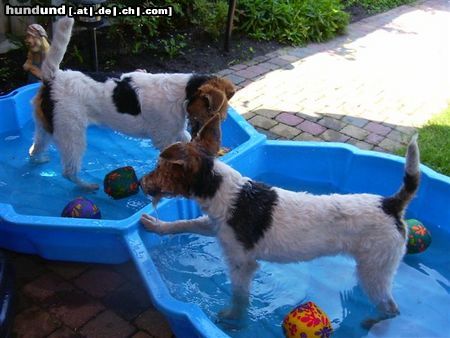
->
61, 197, 101, 219
104, 166, 139, 199
282, 301, 333, 338
406, 219, 432, 254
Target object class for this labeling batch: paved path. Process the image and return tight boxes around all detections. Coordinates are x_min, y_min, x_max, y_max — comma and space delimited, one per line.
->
10, 1, 450, 337
220, 0, 450, 151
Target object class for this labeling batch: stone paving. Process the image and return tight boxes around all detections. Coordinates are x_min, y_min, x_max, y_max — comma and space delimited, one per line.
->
221, 0, 450, 151
9, 1, 450, 337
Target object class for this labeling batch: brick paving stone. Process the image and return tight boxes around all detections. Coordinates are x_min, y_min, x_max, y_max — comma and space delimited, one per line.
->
365, 133, 385, 145
255, 127, 281, 140
296, 112, 322, 122
13, 256, 46, 287
23, 273, 74, 304
47, 326, 86, 338
269, 124, 301, 139
46, 261, 88, 280
341, 116, 369, 128
215, 69, 233, 77
229, 63, 247, 71
225, 74, 245, 85
275, 112, 304, 126
13, 307, 61, 338
321, 129, 350, 142
341, 125, 370, 141
113, 261, 142, 284
80, 310, 135, 338
279, 54, 300, 63
134, 308, 173, 338
364, 121, 392, 136
267, 57, 291, 67
387, 129, 408, 144
395, 125, 417, 136
254, 108, 281, 119
249, 115, 278, 130
297, 120, 326, 136
102, 282, 152, 321
378, 138, 402, 152
242, 111, 255, 120
317, 117, 347, 131
132, 331, 154, 338
294, 133, 323, 142
48, 290, 105, 329
74, 268, 124, 298
347, 139, 374, 150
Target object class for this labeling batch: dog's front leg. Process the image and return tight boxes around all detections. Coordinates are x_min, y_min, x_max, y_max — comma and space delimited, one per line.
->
218, 259, 259, 322
140, 214, 218, 236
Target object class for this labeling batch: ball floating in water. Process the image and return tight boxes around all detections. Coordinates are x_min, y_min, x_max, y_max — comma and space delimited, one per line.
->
406, 219, 432, 254
104, 166, 139, 199
61, 197, 101, 219
282, 301, 333, 338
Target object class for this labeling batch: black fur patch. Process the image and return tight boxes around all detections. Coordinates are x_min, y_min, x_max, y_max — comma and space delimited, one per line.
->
40, 81, 55, 133
190, 153, 222, 199
381, 197, 406, 236
404, 172, 419, 193
185, 74, 215, 101
227, 181, 278, 250
84, 71, 120, 83
112, 77, 141, 116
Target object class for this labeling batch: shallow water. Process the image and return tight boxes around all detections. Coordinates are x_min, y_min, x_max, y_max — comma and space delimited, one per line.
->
149, 175, 450, 338
0, 121, 155, 219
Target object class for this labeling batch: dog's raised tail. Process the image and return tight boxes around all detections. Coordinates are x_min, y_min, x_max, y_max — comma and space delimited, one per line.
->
41, 17, 74, 81
382, 135, 420, 224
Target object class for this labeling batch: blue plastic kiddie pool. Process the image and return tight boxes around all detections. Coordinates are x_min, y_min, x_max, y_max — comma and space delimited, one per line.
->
1, 83, 449, 337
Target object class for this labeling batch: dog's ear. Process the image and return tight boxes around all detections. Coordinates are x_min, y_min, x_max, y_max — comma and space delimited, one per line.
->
218, 78, 236, 100
194, 113, 222, 155
201, 85, 227, 114
160, 142, 187, 165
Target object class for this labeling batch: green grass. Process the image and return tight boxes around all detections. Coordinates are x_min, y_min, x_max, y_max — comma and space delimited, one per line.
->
403, 106, 450, 176
344, 0, 415, 14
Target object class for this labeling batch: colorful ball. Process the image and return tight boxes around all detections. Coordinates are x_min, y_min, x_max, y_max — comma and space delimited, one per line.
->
104, 166, 139, 199
406, 219, 432, 254
282, 302, 333, 338
61, 197, 101, 219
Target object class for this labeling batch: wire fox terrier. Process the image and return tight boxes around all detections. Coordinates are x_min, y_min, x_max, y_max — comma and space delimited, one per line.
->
140, 113, 419, 325
29, 18, 235, 190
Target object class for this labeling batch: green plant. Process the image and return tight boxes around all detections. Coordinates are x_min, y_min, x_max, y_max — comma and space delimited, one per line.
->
191, 0, 229, 40
396, 107, 450, 176
160, 34, 187, 58
236, 0, 349, 45
71, 45, 84, 64
342, 0, 415, 14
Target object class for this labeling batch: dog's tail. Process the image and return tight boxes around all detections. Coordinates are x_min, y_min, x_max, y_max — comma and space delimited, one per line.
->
41, 17, 74, 81
382, 135, 420, 224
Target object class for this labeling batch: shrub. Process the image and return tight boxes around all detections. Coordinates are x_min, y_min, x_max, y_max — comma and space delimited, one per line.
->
236, 0, 349, 45
191, 0, 229, 40
343, 0, 415, 14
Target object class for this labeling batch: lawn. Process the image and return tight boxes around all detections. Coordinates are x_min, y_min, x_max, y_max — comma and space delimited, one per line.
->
407, 106, 450, 176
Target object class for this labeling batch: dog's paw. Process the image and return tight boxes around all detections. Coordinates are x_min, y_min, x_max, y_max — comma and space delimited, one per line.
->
81, 183, 99, 191
58, 17, 74, 31
140, 214, 162, 232
29, 154, 50, 164
216, 308, 246, 329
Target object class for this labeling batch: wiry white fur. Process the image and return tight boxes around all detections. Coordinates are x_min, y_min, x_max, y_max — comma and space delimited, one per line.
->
30, 18, 195, 189
141, 138, 420, 325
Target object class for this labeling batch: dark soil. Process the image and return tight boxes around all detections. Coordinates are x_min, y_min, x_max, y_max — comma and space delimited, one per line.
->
0, 5, 370, 96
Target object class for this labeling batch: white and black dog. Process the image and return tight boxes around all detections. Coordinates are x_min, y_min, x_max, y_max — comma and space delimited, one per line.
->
30, 18, 235, 190
140, 114, 420, 325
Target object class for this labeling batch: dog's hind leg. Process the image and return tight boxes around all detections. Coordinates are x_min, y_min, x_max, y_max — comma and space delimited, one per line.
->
356, 248, 403, 328
53, 120, 99, 191
29, 124, 51, 163
218, 258, 259, 322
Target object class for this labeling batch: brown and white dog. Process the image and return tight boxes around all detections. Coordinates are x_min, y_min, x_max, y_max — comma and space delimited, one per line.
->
29, 17, 235, 190
140, 114, 420, 325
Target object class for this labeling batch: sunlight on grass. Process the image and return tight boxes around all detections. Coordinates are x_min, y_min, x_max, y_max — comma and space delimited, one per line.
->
412, 106, 450, 176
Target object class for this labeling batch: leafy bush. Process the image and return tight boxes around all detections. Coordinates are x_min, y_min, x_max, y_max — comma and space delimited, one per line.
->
236, 0, 349, 45
343, 0, 415, 14
191, 0, 229, 40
